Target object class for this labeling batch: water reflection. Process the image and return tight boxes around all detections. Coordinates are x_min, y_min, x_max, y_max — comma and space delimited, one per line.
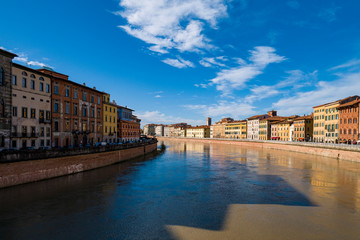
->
0, 140, 359, 239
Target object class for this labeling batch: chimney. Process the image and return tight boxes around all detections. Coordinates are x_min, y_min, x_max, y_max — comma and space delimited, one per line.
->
93, 87, 96, 90
83, 83, 86, 86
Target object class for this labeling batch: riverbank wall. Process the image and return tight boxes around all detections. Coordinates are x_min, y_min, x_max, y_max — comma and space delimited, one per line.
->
0, 142, 158, 189
158, 137, 360, 163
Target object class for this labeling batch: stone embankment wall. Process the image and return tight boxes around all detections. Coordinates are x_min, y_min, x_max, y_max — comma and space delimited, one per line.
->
0, 142, 157, 189
158, 137, 360, 163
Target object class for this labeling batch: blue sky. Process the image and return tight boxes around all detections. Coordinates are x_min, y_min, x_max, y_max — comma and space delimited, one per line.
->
1, 0, 360, 126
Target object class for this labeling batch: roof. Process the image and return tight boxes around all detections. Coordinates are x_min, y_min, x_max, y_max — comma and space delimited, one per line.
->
337, 99, 360, 109
117, 105, 134, 111
294, 115, 313, 121
13, 63, 52, 78
187, 125, 210, 129
247, 114, 269, 120
261, 116, 287, 122
0, 49, 17, 58
225, 120, 246, 125
313, 95, 360, 108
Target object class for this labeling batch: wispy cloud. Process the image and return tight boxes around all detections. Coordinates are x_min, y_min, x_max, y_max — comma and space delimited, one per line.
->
137, 110, 203, 126
116, 0, 227, 54
287, 0, 299, 9
318, 6, 340, 23
244, 70, 317, 103
184, 100, 256, 119
199, 56, 228, 67
329, 59, 360, 71
154, 95, 162, 98
162, 57, 195, 68
272, 71, 360, 115
207, 46, 286, 96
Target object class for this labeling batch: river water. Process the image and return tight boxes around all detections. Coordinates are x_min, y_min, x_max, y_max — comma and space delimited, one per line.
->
0, 139, 360, 239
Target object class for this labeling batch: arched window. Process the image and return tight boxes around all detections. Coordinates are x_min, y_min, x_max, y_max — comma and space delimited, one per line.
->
39, 77, 44, 81
354, 118, 357, 124
22, 71, 27, 76
344, 119, 347, 124
0, 67, 3, 85
30, 74, 35, 78
349, 119, 352, 124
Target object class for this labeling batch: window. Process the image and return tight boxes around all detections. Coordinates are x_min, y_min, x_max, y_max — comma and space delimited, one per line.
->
46, 127, 50, 137
74, 89, 78, 99
31, 80, 35, 90
46, 111, 50, 121
22, 107, 28, 118
46, 84, 50, 93
74, 104, 78, 116
349, 119, 352, 124
54, 121, 59, 132
22, 78, 27, 88
12, 75, 17, 85
40, 127, 44, 137
54, 85, 59, 95
40, 82, 44, 91
354, 118, 357, 124
91, 95, 94, 103
344, 119, 347, 124
31, 108, 36, 119
0, 68, 3, 85
39, 110, 44, 121
13, 107, 17, 117
91, 107, 94, 118
83, 107, 87, 117
65, 103, 70, 114
98, 96, 100, 104
349, 129, 352, 134
54, 102, 59, 113
65, 88, 70, 97
83, 92, 87, 101
39, 77, 44, 81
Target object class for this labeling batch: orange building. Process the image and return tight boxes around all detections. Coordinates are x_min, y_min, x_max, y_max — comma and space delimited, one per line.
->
292, 115, 313, 142
338, 98, 360, 144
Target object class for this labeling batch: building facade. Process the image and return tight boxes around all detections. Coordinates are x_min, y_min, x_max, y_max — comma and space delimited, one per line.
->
338, 99, 360, 144
212, 118, 233, 138
0, 49, 17, 149
155, 125, 164, 137
117, 106, 140, 141
11, 64, 52, 149
224, 120, 246, 139
292, 115, 313, 142
38, 68, 103, 147
102, 93, 118, 143
186, 126, 210, 138
247, 114, 269, 140
143, 124, 156, 136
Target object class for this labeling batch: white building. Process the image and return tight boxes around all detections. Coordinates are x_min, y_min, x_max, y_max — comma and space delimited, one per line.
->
143, 124, 156, 136
247, 114, 269, 140
155, 125, 164, 137
164, 126, 170, 137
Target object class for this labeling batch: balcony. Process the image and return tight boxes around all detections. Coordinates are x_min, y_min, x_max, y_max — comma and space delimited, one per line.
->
327, 129, 336, 132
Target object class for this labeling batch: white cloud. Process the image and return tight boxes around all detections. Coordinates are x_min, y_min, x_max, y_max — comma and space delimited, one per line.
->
199, 56, 227, 67
154, 95, 162, 98
162, 57, 195, 68
184, 100, 256, 119
137, 110, 204, 126
208, 46, 286, 96
245, 70, 317, 103
116, 0, 227, 53
272, 71, 360, 115
13, 53, 51, 68
329, 59, 360, 71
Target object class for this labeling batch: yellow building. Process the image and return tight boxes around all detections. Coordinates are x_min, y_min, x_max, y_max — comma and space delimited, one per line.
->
224, 120, 247, 139
276, 120, 293, 141
102, 93, 118, 143
186, 126, 210, 138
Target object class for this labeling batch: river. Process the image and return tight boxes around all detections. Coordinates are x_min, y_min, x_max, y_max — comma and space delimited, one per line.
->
0, 139, 360, 239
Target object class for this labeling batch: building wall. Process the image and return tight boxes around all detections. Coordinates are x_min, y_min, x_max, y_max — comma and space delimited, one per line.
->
118, 119, 140, 141
212, 123, 226, 138
186, 127, 210, 138
339, 104, 359, 142
259, 120, 268, 140
313, 103, 339, 143
225, 122, 243, 139
11, 65, 51, 149
278, 123, 290, 141
155, 125, 164, 136
0, 50, 16, 149
38, 69, 103, 148
293, 118, 313, 142
102, 94, 117, 143
247, 119, 260, 140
